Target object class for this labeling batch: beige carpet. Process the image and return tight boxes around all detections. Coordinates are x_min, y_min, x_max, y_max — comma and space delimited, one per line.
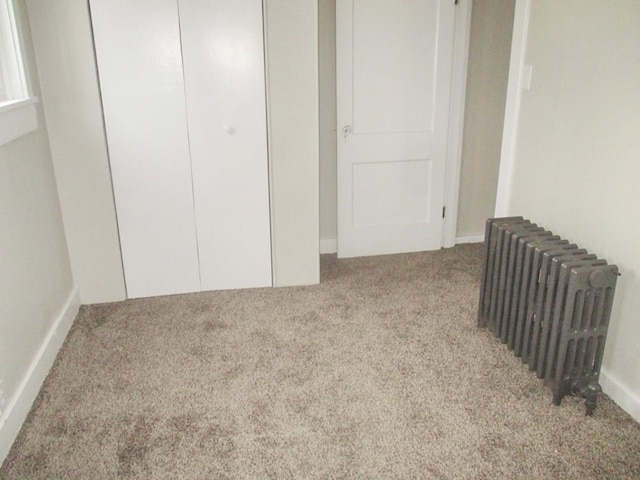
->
2, 245, 639, 479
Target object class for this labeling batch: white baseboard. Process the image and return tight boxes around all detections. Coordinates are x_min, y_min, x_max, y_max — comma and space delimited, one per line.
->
600, 369, 640, 422
0, 288, 80, 463
455, 234, 484, 245
320, 238, 337, 254
322, 236, 482, 252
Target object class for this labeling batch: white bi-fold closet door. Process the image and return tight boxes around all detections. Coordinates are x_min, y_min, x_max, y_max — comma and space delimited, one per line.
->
90, 0, 272, 299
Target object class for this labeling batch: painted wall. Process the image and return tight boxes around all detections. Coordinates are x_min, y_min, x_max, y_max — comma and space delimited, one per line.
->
26, 0, 126, 304
507, 0, 640, 417
319, 0, 337, 250
456, 0, 514, 238
265, 0, 320, 286
0, 0, 78, 461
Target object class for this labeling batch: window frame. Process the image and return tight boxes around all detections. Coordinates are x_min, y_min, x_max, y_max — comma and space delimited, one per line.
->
0, 0, 38, 146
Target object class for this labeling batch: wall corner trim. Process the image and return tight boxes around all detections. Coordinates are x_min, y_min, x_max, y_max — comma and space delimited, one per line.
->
494, 0, 531, 217
0, 288, 81, 463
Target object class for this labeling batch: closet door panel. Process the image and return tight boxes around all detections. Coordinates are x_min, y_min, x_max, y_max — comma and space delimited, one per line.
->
90, 0, 200, 298
179, 0, 272, 290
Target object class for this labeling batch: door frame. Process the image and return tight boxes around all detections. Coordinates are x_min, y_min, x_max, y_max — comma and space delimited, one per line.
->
442, 0, 473, 247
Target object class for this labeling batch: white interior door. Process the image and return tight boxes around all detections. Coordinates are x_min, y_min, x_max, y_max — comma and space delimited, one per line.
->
337, 0, 456, 258
90, 0, 200, 298
179, 0, 272, 291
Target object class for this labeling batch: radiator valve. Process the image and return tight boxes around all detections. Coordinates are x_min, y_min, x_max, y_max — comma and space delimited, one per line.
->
572, 381, 602, 416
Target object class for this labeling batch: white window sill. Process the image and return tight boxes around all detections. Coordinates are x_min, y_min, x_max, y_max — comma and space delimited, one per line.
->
0, 97, 39, 146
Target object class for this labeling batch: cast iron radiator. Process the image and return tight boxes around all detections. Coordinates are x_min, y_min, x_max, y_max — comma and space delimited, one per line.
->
478, 217, 619, 415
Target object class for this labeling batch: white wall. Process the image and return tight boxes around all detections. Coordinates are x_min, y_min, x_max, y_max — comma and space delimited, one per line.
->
506, 0, 640, 419
457, 0, 514, 238
0, 0, 79, 461
319, 0, 337, 252
265, 0, 320, 286
26, 0, 126, 304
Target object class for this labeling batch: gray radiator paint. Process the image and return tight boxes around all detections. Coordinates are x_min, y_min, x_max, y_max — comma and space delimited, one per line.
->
478, 217, 619, 416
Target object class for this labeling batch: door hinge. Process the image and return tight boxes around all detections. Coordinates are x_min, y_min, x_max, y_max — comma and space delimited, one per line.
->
442, 206, 446, 218
454, 0, 459, 5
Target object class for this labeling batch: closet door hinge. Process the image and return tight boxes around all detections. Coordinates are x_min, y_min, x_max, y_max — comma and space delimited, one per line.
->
442, 206, 446, 219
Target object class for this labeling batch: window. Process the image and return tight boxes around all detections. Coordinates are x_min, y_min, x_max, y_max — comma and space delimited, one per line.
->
0, 0, 27, 103
0, 0, 37, 146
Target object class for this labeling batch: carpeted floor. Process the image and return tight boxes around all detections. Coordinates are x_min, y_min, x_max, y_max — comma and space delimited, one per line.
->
2, 244, 640, 479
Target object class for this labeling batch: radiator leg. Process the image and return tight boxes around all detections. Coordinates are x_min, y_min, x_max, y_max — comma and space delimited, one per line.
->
572, 381, 602, 416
